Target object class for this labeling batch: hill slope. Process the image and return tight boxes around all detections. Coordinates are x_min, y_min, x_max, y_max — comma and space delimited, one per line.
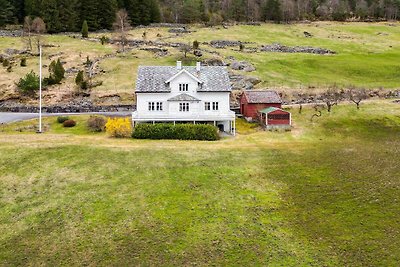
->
0, 21, 399, 106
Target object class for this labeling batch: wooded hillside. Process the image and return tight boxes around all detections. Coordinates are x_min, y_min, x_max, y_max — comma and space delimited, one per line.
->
0, 0, 399, 32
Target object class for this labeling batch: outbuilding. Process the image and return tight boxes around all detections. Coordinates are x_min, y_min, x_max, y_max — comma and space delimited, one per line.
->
259, 107, 292, 130
240, 90, 282, 120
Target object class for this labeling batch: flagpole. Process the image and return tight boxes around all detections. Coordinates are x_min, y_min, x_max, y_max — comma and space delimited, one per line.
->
38, 46, 42, 133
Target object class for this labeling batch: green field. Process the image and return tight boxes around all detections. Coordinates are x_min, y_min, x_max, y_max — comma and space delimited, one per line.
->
0, 101, 399, 265
0, 22, 399, 105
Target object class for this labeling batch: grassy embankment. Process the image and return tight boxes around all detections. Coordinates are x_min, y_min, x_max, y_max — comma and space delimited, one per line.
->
0, 100, 399, 265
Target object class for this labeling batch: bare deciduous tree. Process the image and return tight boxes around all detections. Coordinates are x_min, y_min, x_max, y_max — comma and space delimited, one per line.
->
113, 9, 131, 52
180, 42, 191, 58
322, 88, 341, 112
348, 88, 368, 109
23, 16, 33, 51
32, 17, 46, 53
310, 103, 324, 121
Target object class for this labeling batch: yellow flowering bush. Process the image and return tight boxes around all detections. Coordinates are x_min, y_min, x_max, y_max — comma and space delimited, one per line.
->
105, 117, 132, 138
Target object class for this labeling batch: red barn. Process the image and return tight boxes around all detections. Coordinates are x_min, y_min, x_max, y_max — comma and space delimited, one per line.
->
240, 90, 282, 120
259, 107, 292, 130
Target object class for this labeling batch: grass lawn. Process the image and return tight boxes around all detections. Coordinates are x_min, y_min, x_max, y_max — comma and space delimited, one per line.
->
0, 100, 399, 265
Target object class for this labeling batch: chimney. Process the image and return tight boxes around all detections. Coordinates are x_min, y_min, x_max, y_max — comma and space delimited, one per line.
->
196, 62, 201, 72
177, 61, 182, 70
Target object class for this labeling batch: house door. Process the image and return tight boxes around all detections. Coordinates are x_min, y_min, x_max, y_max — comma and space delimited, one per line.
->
218, 124, 224, 132
241, 104, 245, 115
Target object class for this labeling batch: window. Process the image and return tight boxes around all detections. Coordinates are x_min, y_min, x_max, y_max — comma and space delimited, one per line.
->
148, 102, 155, 111
269, 114, 290, 120
212, 102, 219, 111
179, 103, 190, 112
179, 83, 189, 92
205, 102, 211, 111
148, 102, 163, 111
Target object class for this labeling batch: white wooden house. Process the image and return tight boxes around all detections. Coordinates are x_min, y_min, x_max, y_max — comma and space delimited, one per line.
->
132, 61, 236, 135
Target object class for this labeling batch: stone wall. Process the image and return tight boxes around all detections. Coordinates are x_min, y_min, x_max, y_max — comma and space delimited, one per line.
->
0, 100, 135, 113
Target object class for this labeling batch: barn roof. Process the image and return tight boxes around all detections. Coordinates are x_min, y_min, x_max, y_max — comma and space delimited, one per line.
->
259, 107, 289, 114
243, 90, 282, 104
136, 66, 231, 93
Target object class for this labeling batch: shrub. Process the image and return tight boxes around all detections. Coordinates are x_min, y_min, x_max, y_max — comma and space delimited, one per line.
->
105, 117, 132, 138
20, 58, 27, 67
2, 58, 9, 67
87, 116, 106, 132
193, 40, 200, 50
57, 116, 69, 124
85, 56, 91, 67
82, 20, 89, 38
63, 119, 76, 128
46, 59, 65, 85
132, 123, 220, 141
80, 80, 89, 90
100, 36, 109, 45
75, 70, 85, 88
17, 71, 40, 93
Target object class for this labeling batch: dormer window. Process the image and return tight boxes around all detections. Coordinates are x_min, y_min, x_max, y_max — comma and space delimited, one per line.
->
179, 83, 189, 92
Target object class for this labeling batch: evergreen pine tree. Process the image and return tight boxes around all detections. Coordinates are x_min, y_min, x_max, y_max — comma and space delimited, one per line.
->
149, 0, 161, 23
199, 0, 208, 22
47, 60, 57, 84
55, 59, 65, 82
82, 20, 89, 38
41, 0, 61, 33
0, 0, 14, 26
229, 0, 246, 21
262, 0, 282, 22
75, 70, 84, 86
97, 0, 118, 29
58, 0, 80, 32
12, 0, 25, 23
24, 0, 41, 18
80, 0, 99, 30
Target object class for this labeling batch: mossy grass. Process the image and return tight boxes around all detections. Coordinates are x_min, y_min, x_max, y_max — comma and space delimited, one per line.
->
0, 101, 399, 265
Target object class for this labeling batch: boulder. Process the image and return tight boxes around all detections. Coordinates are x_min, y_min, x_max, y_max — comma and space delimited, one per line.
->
243, 65, 256, 72
201, 58, 227, 66
245, 76, 261, 85
210, 40, 241, 48
231, 61, 256, 72
193, 50, 203, 57
168, 28, 191, 34
304, 31, 313, 38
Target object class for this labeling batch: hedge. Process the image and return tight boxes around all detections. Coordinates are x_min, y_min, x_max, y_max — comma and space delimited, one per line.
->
132, 123, 220, 141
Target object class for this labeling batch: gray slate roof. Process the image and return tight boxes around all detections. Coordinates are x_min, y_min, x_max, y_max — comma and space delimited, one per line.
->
243, 90, 282, 104
136, 66, 231, 92
168, 93, 200, 102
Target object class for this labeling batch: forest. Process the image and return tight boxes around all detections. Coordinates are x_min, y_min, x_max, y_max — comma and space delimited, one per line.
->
0, 0, 399, 32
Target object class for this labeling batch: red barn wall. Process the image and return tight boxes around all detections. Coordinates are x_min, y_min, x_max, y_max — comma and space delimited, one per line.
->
267, 110, 291, 125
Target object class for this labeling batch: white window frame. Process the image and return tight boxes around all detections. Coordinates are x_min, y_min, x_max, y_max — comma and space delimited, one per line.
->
148, 102, 155, 111
212, 102, 219, 111
179, 102, 190, 112
205, 102, 211, 111
179, 83, 189, 92
156, 102, 163, 111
